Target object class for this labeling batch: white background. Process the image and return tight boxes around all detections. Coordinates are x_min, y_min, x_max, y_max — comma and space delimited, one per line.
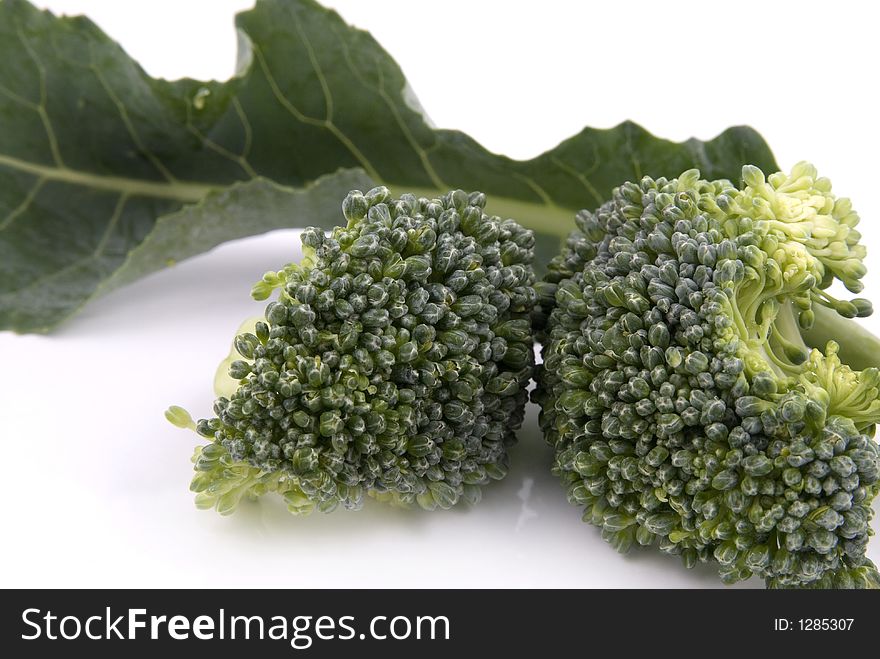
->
2, 0, 878, 588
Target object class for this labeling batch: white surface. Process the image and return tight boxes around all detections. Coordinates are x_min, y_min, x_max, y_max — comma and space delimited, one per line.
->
2, 0, 878, 588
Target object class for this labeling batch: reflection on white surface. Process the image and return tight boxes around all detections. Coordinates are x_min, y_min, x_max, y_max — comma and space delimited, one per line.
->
514, 478, 537, 534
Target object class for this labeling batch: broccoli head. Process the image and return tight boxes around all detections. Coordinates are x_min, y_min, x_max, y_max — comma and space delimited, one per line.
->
169, 187, 536, 515
535, 163, 880, 588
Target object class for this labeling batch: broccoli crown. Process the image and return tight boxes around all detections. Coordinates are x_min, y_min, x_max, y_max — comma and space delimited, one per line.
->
178, 187, 536, 515
536, 163, 880, 588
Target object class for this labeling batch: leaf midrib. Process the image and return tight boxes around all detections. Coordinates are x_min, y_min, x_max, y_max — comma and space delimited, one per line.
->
0, 153, 215, 202
0, 152, 576, 240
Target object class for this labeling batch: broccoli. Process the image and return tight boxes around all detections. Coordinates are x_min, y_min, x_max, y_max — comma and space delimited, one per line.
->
169, 187, 536, 515
534, 163, 880, 588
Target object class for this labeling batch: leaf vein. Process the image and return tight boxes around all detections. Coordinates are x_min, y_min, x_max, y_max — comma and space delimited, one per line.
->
330, 23, 444, 190
291, 7, 334, 122
88, 48, 178, 185
550, 156, 603, 207
375, 60, 446, 190
94, 193, 128, 256
0, 177, 46, 232
253, 43, 381, 181
0, 81, 37, 109
232, 97, 254, 160
0, 194, 126, 301
184, 97, 257, 179
15, 24, 65, 168
0, 153, 213, 201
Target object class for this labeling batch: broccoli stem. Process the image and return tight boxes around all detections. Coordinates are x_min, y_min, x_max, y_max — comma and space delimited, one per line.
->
768, 301, 809, 373
800, 304, 880, 371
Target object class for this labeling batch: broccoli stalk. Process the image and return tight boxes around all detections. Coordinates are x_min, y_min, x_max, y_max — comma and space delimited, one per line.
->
536, 163, 880, 588
169, 188, 537, 515
802, 304, 880, 373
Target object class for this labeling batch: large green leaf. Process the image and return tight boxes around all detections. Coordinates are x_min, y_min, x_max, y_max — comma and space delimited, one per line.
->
0, 0, 777, 332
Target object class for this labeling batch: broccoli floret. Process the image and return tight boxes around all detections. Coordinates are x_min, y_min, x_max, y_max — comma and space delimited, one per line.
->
169, 187, 536, 515
535, 163, 880, 588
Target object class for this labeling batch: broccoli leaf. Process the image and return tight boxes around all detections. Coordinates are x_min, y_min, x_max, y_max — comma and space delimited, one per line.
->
0, 0, 778, 332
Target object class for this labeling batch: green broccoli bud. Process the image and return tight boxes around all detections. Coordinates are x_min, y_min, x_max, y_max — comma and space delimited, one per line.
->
171, 187, 536, 515
536, 163, 880, 588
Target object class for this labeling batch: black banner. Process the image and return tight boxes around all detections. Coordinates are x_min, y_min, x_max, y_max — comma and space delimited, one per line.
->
0, 589, 874, 656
